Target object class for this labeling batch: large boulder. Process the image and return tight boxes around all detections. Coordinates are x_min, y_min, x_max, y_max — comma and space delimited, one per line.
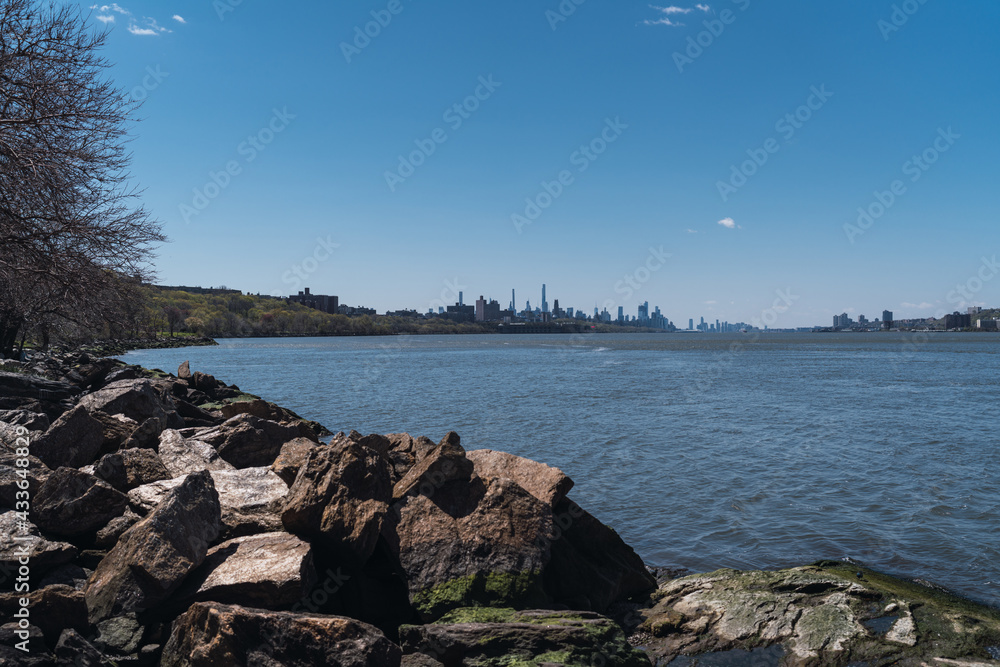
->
467, 449, 574, 507
88, 411, 139, 454
177, 532, 317, 609
0, 371, 78, 420
281, 440, 392, 566
639, 562, 1000, 666
543, 497, 656, 613
0, 409, 50, 431
400, 608, 650, 667
78, 378, 183, 428
383, 475, 554, 621
128, 467, 287, 539
158, 429, 235, 477
160, 602, 402, 667
0, 511, 77, 575
353, 432, 436, 482
85, 470, 221, 622
194, 414, 302, 468
94, 447, 171, 491
32, 467, 129, 537
31, 404, 105, 469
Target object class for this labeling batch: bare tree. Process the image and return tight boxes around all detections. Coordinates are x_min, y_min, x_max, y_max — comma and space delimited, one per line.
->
0, 0, 165, 357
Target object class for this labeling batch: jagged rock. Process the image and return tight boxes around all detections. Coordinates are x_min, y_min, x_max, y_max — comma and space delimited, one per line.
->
467, 449, 574, 507
383, 476, 554, 621
0, 453, 50, 509
160, 602, 402, 667
0, 622, 44, 652
639, 562, 1000, 666
543, 497, 656, 613
0, 370, 78, 419
94, 508, 142, 548
94, 447, 171, 491
78, 378, 183, 429
32, 467, 129, 536
271, 437, 321, 485
281, 440, 392, 566
85, 470, 221, 622
178, 361, 191, 380
0, 409, 50, 431
191, 371, 219, 392
158, 429, 235, 477
392, 432, 474, 501
0, 585, 88, 644
358, 433, 437, 482
121, 415, 168, 449
55, 628, 107, 665
93, 613, 145, 655
0, 511, 77, 574
129, 467, 286, 513
31, 405, 104, 470
0, 421, 43, 456
400, 608, 650, 667
195, 414, 302, 468
102, 365, 141, 385
219, 398, 274, 420
88, 410, 139, 453
174, 398, 220, 428
177, 532, 317, 609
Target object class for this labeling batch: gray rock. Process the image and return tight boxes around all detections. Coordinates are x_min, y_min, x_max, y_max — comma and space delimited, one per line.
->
0, 409, 50, 431
94, 508, 142, 549
32, 467, 129, 536
178, 361, 191, 380
85, 470, 221, 622
0, 452, 50, 509
177, 532, 317, 609
55, 628, 108, 665
31, 404, 105, 469
399, 609, 650, 667
78, 378, 182, 428
0, 511, 77, 574
158, 428, 235, 477
94, 613, 145, 655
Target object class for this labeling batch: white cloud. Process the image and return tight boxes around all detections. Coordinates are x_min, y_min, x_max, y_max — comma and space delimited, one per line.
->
128, 17, 171, 36
91, 5, 175, 36
718, 217, 737, 229
902, 302, 936, 309
686, 228, 698, 234
705, 300, 718, 305
172, 14, 186, 24
90, 3, 130, 16
696, 3, 711, 11
655, 5, 693, 13
96, 14, 115, 23
127, 25, 157, 35
644, 18, 684, 26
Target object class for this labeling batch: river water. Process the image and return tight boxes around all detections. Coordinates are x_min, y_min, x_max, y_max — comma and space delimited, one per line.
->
121, 332, 1000, 607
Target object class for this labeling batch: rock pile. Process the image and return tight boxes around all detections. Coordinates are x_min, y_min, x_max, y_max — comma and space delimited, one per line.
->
0, 353, 655, 665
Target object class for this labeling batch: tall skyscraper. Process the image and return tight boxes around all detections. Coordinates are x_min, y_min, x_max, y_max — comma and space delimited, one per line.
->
459, 291, 464, 306
542, 284, 548, 314
689, 318, 694, 330
511, 289, 516, 312
618, 306, 624, 322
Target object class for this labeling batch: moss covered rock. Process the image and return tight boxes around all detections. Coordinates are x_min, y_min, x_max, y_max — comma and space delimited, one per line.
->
638, 561, 1000, 667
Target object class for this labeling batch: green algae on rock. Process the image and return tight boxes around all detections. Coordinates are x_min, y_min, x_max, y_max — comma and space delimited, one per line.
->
638, 561, 1000, 667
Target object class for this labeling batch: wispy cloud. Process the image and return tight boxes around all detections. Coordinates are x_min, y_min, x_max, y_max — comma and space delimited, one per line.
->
686, 228, 698, 234
705, 300, 718, 305
657, 5, 693, 14
696, 4, 711, 11
90, 4, 177, 36
718, 217, 741, 229
902, 301, 936, 309
644, 4, 711, 25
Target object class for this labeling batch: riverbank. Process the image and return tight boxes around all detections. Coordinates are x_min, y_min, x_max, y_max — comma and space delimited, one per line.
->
1, 348, 998, 665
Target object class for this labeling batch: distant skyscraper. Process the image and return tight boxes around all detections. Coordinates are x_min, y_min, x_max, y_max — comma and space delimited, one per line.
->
882, 310, 893, 330
459, 291, 464, 306
542, 284, 548, 314
511, 289, 516, 312
618, 306, 624, 322
689, 318, 694, 330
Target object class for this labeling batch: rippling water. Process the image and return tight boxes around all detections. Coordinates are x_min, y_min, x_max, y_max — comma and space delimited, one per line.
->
121, 332, 1000, 607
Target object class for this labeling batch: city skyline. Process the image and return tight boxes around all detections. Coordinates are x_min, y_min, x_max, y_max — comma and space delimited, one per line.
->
83, 1, 1000, 328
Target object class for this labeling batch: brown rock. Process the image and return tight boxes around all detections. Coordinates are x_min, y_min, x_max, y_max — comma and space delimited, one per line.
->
78, 378, 182, 427
94, 447, 170, 491
160, 602, 402, 667
466, 449, 574, 507
31, 404, 104, 469
178, 361, 191, 380
85, 470, 221, 622
88, 411, 139, 454
32, 467, 129, 536
195, 414, 301, 468
392, 432, 474, 501
542, 498, 656, 613
0, 585, 87, 643
177, 532, 317, 609
281, 441, 392, 566
271, 437, 322, 485
383, 476, 553, 621
0, 453, 50, 509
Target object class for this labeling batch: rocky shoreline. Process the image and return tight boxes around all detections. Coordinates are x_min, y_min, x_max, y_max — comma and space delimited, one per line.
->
0, 348, 998, 666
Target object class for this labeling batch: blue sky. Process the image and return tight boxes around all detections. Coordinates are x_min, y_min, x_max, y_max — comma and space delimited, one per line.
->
85, 0, 999, 327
